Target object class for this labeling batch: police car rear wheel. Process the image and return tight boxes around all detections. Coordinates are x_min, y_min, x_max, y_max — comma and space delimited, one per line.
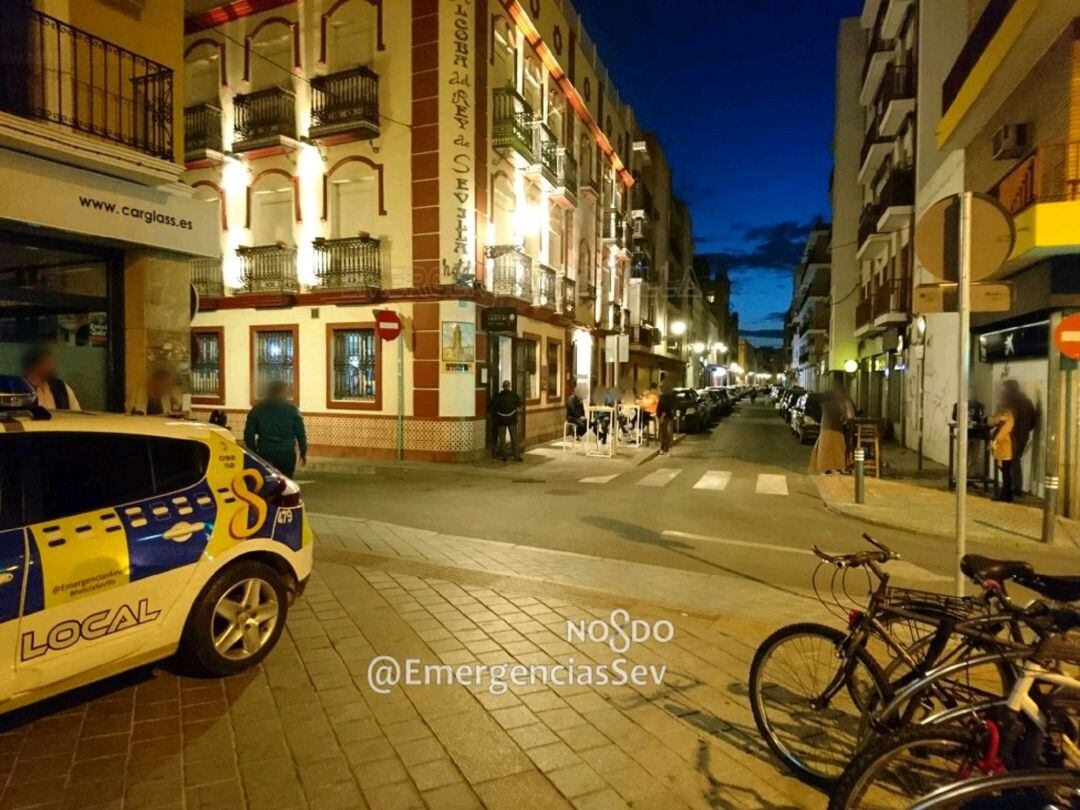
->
182, 560, 288, 676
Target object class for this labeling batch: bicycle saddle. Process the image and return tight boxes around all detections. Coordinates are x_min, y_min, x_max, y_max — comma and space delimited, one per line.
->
1013, 572, 1080, 603
960, 554, 1035, 583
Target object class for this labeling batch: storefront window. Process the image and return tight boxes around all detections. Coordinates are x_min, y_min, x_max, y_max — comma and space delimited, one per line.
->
523, 338, 538, 400
253, 327, 296, 399
330, 327, 377, 402
191, 329, 223, 403
546, 339, 561, 398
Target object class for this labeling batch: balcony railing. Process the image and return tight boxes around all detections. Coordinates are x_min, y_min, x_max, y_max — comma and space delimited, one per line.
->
942, 0, 1017, 115
309, 66, 379, 140
860, 119, 892, 167
553, 147, 577, 205
877, 63, 915, 111
486, 245, 532, 300
191, 257, 223, 298
579, 281, 597, 300
873, 280, 910, 319
184, 103, 222, 157
535, 265, 557, 309
0, 6, 174, 160
856, 297, 873, 329
877, 165, 915, 208
858, 203, 883, 247
312, 236, 381, 289
233, 86, 295, 151
236, 244, 298, 294
602, 209, 626, 245
530, 122, 558, 181
862, 33, 896, 82
631, 251, 654, 282
492, 87, 533, 161
990, 143, 1080, 216
559, 276, 576, 314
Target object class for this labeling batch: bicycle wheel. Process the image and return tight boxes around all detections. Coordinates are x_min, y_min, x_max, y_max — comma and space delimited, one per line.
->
828, 723, 986, 810
750, 622, 887, 789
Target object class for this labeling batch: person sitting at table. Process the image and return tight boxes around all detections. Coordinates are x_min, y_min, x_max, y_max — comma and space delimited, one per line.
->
566, 387, 588, 438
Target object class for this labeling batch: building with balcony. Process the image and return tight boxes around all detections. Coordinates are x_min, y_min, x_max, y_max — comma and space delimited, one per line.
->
182, 0, 651, 461
924, 0, 1080, 506
0, 1, 218, 413
790, 224, 832, 391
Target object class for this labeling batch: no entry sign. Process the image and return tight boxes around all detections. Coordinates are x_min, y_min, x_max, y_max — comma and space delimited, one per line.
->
374, 310, 403, 341
1054, 313, 1080, 360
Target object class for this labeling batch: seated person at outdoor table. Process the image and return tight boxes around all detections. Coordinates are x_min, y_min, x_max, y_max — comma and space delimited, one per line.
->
639, 383, 659, 429
566, 388, 588, 437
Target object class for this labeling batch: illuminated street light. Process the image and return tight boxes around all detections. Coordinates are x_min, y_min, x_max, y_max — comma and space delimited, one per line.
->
716, 342, 728, 354
843, 359, 858, 374
916, 315, 927, 337
691, 341, 705, 353
670, 320, 687, 336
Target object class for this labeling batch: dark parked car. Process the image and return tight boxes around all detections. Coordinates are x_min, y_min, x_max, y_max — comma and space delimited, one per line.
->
704, 387, 733, 418
778, 388, 806, 419
793, 392, 825, 444
672, 388, 707, 433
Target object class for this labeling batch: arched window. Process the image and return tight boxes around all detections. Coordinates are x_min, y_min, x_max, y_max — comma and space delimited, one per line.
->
249, 20, 296, 89
249, 170, 296, 245
191, 181, 226, 230
328, 160, 379, 238
185, 41, 223, 104
546, 86, 564, 142
578, 133, 592, 186
492, 15, 516, 88
492, 174, 515, 245
324, 0, 377, 72
523, 56, 543, 116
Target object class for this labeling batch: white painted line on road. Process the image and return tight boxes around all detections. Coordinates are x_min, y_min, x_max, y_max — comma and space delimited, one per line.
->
755, 474, 789, 495
693, 471, 732, 491
294, 479, 316, 484
636, 468, 682, 487
664, 530, 811, 555
580, 474, 620, 484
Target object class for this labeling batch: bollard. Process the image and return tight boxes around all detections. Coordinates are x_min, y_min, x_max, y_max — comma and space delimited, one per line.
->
1041, 475, 1059, 544
854, 448, 866, 504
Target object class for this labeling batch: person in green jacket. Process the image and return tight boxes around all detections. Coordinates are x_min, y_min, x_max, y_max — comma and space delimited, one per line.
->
244, 380, 307, 477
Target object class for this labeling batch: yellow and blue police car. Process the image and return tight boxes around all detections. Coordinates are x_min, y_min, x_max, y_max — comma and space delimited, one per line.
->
0, 381, 312, 712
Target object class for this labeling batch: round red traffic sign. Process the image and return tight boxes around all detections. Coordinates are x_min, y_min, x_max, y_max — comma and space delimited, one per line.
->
1054, 313, 1080, 360
374, 310, 402, 341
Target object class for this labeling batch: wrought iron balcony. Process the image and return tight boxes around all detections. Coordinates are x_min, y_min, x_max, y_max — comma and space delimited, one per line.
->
492, 87, 533, 162
486, 245, 532, 300
190, 257, 224, 298
529, 122, 558, 184
184, 103, 223, 160
602, 209, 626, 246
559, 276, 576, 314
312, 236, 381, 289
534, 265, 557, 309
309, 66, 379, 141
233, 86, 296, 152
552, 147, 578, 207
236, 244, 298, 294
579, 281, 597, 301
0, 6, 174, 160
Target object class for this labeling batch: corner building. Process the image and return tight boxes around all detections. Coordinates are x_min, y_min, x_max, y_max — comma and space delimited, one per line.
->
182, 0, 642, 461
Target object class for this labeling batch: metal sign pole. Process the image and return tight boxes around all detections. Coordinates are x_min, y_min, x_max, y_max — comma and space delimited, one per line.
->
955, 192, 973, 597
397, 333, 404, 461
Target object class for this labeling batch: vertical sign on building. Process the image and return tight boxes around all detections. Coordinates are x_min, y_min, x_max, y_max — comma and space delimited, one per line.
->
440, 0, 476, 283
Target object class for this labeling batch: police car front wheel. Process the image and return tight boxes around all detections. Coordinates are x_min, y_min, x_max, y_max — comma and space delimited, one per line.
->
181, 560, 288, 676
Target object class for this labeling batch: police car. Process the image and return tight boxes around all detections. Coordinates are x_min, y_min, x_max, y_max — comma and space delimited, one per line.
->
0, 378, 312, 711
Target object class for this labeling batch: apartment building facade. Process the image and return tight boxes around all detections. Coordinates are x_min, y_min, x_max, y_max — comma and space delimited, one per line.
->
853, 0, 918, 441
0, 1, 218, 412
933, 0, 1080, 505
789, 224, 832, 391
181, 0, 650, 461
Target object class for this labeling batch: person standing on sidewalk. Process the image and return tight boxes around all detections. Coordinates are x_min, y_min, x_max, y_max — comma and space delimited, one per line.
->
657, 382, 676, 455
244, 380, 307, 477
491, 380, 523, 462
810, 386, 849, 475
989, 391, 1016, 503
1003, 379, 1035, 495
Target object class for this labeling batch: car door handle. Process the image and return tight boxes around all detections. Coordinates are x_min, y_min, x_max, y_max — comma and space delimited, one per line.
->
162, 522, 206, 543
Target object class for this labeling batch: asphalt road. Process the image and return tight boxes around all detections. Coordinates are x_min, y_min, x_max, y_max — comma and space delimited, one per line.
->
299, 401, 1080, 596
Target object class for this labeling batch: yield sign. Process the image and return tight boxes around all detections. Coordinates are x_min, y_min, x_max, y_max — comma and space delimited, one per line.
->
374, 309, 403, 341
1054, 313, 1080, 360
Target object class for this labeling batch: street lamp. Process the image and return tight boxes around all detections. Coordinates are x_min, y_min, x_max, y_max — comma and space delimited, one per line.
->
691, 341, 705, 354
669, 320, 686, 337
715, 341, 728, 354
843, 359, 858, 374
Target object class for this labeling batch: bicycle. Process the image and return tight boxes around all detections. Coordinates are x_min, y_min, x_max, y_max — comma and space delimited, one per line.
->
909, 769, 1080, 809
828, 575, 1080, 809
749, 535, 1023, 789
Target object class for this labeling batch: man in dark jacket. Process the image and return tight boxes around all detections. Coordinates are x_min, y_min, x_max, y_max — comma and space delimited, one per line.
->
1003, 379, 1036, 494
23, 345, 80, 410
656, 382, 676, 455
566, 387, 587, 438
244, 380, 307, 477
490, 380, 523, 461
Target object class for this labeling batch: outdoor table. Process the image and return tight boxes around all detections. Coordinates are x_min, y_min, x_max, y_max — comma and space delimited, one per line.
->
586, 405, 616, 457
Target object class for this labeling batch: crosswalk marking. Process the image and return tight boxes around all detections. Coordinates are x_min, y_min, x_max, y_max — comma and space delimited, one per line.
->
693, 471, 732, 491
636, 468, 682, 487
580, 474, 620, 484
755, 474, 789, 495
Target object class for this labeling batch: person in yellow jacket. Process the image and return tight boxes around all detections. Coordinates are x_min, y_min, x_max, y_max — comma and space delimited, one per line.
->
989, 394, 1015, 502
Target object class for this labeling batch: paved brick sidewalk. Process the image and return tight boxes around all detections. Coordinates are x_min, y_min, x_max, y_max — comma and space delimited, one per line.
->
0, 518, 835, 810
815, 474, 1080, 549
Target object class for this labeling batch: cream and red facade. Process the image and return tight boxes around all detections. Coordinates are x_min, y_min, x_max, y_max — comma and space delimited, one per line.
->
182, 0, 644, 460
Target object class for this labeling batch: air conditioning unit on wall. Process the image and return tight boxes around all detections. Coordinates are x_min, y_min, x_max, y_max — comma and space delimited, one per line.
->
992, 123, 1031, 160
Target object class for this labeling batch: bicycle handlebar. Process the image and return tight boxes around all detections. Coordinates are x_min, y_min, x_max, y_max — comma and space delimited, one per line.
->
811, 534, 899, 569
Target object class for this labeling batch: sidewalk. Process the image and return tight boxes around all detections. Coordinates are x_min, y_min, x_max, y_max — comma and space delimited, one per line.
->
815, 474, 1080, 549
